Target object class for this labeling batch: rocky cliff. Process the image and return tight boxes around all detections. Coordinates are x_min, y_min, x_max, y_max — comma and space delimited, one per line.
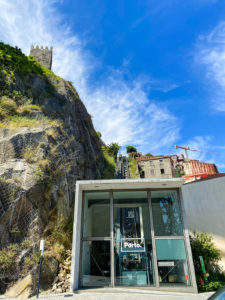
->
0, 43, 105, 295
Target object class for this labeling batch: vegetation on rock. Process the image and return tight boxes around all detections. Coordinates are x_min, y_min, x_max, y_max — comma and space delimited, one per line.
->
101, 145, 116, 179
126, 145, 137, 153
128, 158, 137, 179
107, 143, 121, 161
174, 167, 185, 177
0, 42, 60, 84
0, 42, 105, 295
145, 153, 153, 157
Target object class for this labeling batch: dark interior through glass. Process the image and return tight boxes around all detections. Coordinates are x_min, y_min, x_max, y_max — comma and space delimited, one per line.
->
113, 191, 155, 286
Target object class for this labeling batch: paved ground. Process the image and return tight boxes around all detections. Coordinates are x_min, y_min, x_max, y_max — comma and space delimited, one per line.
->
1, 289, 215, 300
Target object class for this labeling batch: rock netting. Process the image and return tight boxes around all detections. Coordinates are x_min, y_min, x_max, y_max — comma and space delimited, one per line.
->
0, 45, 105, 294
51, 250, 72, 293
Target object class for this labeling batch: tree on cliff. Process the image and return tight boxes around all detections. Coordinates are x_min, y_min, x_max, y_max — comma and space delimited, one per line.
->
126, 146, 137, 153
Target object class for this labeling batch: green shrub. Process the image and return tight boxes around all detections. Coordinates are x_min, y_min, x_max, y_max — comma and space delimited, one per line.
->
0, 244, 19, 269
129, 158, 137, 178
199, 281, 224, 292
101, 146, 116, 179
21, 239, 32, 249
35, 167, 45, 183
24, 146, 38, 163
190, 232, 225, 292
190, 232, 221, 274
107, 143, 121, 161
24, 251, 40, 270
126, 146, 137, 153
174, 167, 185, 177
0, 96, 17, 117
0, 42, 61, 80
145, 153, 153, 157
96, 131, 102, 138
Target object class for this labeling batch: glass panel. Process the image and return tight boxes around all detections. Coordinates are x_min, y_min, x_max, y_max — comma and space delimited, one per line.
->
83, 192, 110, 237
156, 239, 190, 286
113, 191, 154, 286
151, 190, 183, 236
81, 241, 111, 287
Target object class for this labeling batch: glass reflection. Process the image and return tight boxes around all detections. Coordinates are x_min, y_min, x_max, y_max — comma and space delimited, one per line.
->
83, 192, 110, 237
113, 191, 154, 286
156, 239, 190, 286
151, 190, 183, 236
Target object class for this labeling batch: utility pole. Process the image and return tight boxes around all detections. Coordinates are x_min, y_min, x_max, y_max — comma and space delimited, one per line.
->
36, 240, 45, 298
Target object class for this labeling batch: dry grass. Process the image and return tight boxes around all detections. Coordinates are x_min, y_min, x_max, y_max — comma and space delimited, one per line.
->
46, 128, 59, 140
17, 103, 42, 114
0, 115, 62, 129
37, 159, 50, 170
0, 96, 17, 117
24, 146, 38, 163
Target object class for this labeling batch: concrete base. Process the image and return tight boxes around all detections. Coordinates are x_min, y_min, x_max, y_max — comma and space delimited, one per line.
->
12, 289, 214, 300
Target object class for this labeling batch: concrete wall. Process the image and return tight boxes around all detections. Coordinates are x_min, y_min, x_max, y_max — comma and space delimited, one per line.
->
138, 157, 173, 178
71, 179, 197, 293
182, 176, 225, 269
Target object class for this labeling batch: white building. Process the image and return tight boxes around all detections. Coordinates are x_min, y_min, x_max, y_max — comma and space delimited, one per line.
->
182, 174, 225, 269
71, 178, 197, 293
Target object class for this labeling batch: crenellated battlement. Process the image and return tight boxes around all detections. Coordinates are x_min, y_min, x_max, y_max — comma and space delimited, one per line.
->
30, 45, 53, 70
31, 45, 53, 51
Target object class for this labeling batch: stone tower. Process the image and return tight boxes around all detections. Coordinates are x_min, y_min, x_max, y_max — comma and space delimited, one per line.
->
30, 45, 53, 70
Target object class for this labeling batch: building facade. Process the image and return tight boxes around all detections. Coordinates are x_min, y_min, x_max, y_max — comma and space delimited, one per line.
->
182, 174, 225, 269
71, 179, 197, 293
136, 156, 174, 179
135, 154, 218, 182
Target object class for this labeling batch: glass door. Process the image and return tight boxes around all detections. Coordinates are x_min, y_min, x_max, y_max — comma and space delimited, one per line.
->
113, 191, 155, 286
81, 192, 111, 287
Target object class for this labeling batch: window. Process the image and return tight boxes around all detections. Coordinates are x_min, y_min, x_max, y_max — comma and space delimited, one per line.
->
81, 241, 111, 287
140, 170, 145, 178
151, 190, 183, 236
160, 169, 165, 174
83, 192, 110, 237
151, 169, 155, 175
156, 239, 190, 286
150, 160, 154, 166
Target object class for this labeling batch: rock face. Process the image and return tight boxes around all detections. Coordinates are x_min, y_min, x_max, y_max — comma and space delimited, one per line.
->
51, 250, 72, 293
4, 273, 37, 299
0, 43, 105, 294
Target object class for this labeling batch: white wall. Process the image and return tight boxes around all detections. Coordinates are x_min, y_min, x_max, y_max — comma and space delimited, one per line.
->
182, 177, 225, 269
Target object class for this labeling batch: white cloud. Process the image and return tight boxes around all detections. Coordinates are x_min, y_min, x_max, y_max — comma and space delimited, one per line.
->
0, 0, 179, 154
196, 22, 225, 112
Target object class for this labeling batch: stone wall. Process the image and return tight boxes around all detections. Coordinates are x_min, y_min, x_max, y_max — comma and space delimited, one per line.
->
137, 157, 173, 178
30, 45, 53, 70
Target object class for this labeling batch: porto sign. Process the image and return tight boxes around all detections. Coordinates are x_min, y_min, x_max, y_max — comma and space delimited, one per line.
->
121, 238, 145, 252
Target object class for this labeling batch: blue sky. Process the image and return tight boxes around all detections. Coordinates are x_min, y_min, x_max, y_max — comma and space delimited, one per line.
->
0, 0, 225, 170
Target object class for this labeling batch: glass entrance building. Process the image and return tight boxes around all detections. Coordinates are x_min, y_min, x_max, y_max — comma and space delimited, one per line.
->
71, 179, 197, 293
